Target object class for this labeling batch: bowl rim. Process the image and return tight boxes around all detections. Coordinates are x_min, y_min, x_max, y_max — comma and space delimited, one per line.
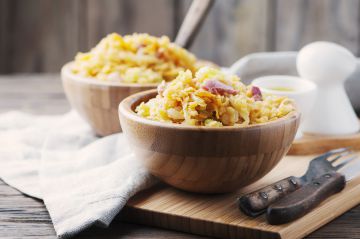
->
119, 89, 301, 131
252, 75, 317, 95
61, 61, 160, 88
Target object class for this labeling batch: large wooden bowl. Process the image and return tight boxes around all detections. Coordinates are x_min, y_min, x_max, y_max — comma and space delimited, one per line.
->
119, 90, 301, 193
61, 62, 157, 136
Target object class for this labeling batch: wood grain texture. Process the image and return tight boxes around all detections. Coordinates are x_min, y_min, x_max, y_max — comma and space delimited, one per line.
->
123, 154, 360, 239
119, 90, 300, 193
1, 0, 360, 72
0, 0, 10, 73
61, 63, 157, 136
0, 0, 81, 73
60, 59, 216, 136
274, 0, 360, 54
0, 74, 70, 114
186, 0, 271, 66
239, 176, 302, 217
289, 131, 360, 155
86, 0, 175, 49
0, 0, 178, 73
266, 171, 346, 225
0, 74, 360, 238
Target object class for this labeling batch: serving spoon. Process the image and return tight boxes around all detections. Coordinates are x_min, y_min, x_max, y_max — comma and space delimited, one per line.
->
175, 0, 215, 49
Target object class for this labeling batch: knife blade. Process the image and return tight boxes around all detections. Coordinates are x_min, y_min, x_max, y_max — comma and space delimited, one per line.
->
266, 157, 360, 225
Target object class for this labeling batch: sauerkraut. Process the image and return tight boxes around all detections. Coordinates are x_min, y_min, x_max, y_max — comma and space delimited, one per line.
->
136, 67, 295, 126
71, 33, 197, 83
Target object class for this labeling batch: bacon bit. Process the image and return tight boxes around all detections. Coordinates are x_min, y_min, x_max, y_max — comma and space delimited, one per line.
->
156, 49, 166, 60
136, 44, 145, 53
157, 81, 167, 96
137, 43, 146, 49
202, 79, 238, 95
251, 86, 262, 101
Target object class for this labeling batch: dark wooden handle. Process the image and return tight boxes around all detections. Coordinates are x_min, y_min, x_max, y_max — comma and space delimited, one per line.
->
175, 0, 215, 49
266, 171, 346, 225
238, 176, 303, 217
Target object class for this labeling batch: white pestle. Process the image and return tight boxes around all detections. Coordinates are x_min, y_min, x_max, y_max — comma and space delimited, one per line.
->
297, 41, 359, 135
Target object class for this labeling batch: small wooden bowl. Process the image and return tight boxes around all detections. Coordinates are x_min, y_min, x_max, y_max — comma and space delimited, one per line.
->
61, 62, 157, 136
119, 90, 301, 193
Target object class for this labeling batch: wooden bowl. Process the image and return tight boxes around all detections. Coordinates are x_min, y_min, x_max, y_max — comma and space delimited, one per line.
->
119, 90, 301, 193
61, 62, 157, 136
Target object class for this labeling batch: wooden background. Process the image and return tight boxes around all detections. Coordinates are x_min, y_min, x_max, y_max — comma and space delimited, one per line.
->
0, 0, 360, 73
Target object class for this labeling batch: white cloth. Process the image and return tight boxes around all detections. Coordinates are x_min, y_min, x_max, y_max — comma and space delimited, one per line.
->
0, 111, 156, 238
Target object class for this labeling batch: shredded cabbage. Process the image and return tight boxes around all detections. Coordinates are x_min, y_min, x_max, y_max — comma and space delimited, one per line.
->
136, 67, 295, 126
71, 33, 198, 83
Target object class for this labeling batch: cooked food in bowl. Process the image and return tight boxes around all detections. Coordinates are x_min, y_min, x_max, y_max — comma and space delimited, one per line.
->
118, 70, 300, 193
135, 67, 295, 126
70, 33, 198, 83
62, 33, 207, 136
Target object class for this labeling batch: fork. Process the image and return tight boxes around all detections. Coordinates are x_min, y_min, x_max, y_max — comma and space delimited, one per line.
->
238, 147, 356, 217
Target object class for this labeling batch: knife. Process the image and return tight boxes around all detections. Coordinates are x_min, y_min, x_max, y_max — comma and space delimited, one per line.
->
267, 156, 360, 224
239, 148, 353, 217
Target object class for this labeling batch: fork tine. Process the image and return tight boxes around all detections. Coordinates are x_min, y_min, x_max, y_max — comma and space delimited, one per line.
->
335, 155, 358, 170
313, 147, 350, 162
327, 147, 351, 156
329, 150, 353, 164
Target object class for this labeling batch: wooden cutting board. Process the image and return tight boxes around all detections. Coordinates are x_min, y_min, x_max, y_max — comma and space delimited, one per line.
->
120, 154, 360, 239
289, 132, 360, 155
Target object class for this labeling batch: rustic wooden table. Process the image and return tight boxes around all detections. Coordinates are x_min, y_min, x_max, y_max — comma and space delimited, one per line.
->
1, 74, 360, 239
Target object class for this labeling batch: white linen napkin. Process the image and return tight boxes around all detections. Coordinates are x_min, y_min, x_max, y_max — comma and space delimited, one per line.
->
0, 110, 156, 238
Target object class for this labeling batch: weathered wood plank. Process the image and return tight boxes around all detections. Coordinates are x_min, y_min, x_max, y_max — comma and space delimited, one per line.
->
85, 0, 175, 50
40, 0, 82, 71
0, 0, 81, 73
0, 74, 69, 114
0, 180, 56, 238
0, 0, 10, 73
1, 0, 360, 71
185, 0, 270, 66
274, 0, 360, 55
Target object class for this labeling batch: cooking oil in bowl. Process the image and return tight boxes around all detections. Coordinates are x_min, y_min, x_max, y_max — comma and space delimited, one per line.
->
269, 86, 295, 92
252, 75, 317, 139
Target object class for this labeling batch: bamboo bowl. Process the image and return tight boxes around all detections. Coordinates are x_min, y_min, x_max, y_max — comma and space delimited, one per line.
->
119, 90, 301, 193
61, 62, 157, 136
